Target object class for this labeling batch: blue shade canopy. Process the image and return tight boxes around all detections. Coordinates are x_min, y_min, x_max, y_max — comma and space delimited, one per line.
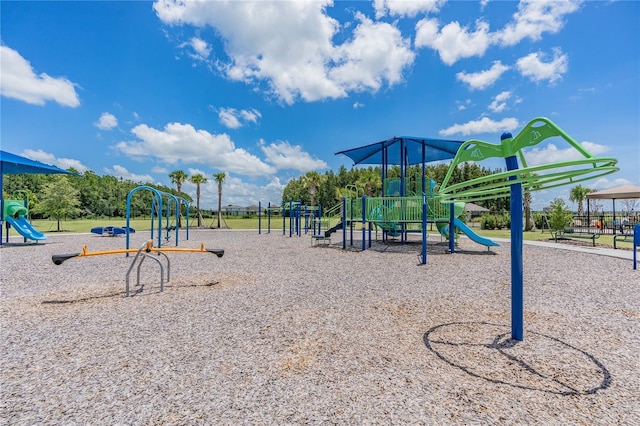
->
335, 137, 464, 166
1, 150, 77, 175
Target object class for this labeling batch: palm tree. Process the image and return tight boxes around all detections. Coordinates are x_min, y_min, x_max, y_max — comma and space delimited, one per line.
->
356, 167, 382, 196
169, 170, 188, 227
301, 171, 326, 207
569, 185, 592, 217
213, 172, 226, 228
189, 173, 207, 227
523, 191, 533, 231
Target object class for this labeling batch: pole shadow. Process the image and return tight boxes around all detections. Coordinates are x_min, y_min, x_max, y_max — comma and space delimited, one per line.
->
423, 321, 611, 395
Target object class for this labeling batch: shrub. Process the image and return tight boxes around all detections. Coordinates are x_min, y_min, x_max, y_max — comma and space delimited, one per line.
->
548, 198, 573, 232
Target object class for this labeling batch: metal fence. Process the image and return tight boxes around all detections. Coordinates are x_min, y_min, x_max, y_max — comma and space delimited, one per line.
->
571, 214, 638, 235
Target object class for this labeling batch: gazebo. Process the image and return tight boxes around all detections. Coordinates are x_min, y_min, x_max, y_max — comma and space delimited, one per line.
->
586, 184, 640, 233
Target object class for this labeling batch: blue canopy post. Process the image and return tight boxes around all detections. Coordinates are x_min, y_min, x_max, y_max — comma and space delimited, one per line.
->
421, 198, 427, 265
449, 200, 455, 254
361, 195, 366, 251
501, 132, 525, 342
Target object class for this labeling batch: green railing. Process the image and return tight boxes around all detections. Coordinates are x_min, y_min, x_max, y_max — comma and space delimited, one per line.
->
320, 202, 342, 231
321, 194, 455, 233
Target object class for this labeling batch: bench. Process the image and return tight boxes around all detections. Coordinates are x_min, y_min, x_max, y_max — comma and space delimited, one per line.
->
613, 233, 634, 249
311, 235, 331, 247
552, 228, 600, 247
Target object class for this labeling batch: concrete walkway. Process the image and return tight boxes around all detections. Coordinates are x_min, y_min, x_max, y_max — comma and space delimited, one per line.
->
492, 237, 636, 261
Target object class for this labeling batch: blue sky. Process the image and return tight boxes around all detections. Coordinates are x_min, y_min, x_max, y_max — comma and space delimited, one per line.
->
1, 0, 638, 210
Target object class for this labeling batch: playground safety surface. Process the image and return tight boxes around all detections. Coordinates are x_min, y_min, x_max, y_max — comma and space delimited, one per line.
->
1, 229, 638, 424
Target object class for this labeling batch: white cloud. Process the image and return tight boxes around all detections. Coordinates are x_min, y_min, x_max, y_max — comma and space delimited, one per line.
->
329, 13, 415, 93
95, 112, 118, 130
456, 99, 472, 111
456, 61, 510, 90
114, 122, 275, 176
218, 108, 241, 129
239, 109, 261, 123
524, 140, 610, 166
374, 0, 445, 19
496, 0, 582, 47
103, 165, 154, 183
189, 37, 211, 60
260, 140, 328, 172
154, 1, 414, 104
415, 18, 492, 65
516, 48, 568, 84
439, 116, 520, 136
353, 102, 365, 109
151, 165, 168, 174
187, 173, 286, 209
21, 149, 89, 173
589, 177, 634, 191
488, 91, 512, 113
570, 87, 596, 101
0, 45, 80, 107
218, 107, 261, 129
414, 1, 581, 66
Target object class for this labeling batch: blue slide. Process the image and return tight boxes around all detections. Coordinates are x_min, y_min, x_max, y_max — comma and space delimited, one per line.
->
6, 216, 47, 241
439, 218, 498, 248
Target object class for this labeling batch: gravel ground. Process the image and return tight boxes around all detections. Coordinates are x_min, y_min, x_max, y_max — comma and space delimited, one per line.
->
1, 229, 639, 425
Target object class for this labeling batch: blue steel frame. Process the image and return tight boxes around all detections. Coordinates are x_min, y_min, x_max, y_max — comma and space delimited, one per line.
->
126, 185, 189, 253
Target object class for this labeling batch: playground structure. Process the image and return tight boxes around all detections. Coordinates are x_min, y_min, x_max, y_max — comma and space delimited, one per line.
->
257, 184, 496, 252
91, 226, 136, 237
258, 200, 322, 237
2, 193, 46, 243
1, 150, 77, 246
52, 239, 224, 296
125, 185, 191, 252
310, 117, 618, 342
319, 179, 499, 253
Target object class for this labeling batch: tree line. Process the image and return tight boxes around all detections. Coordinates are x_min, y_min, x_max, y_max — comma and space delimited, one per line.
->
282, 163, 511, 213
2, 168, 230, 229
5, 160, 629, 233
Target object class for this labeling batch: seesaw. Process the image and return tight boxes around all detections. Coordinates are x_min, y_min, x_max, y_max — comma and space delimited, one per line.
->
52, 240, 224, 296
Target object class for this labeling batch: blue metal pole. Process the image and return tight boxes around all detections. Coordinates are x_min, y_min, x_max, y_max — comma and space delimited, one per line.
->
184, 198, 189, 241
289, 199, 293, 238
258, 201, 262, 235
633, 223, 639, 269
362, 196, 366, 251
503, 132, 524, 341
268, 202, 271, 234
422, 199, 427, 264
297, 201, 302, 237
349, 198, 353, 246
342, 197, 347, 250
126, 190, 133, 252
0, 169, 3, 246
449, 200, 455, 254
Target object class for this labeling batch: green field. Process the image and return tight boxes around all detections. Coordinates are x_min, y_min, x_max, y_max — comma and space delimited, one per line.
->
5, 217, 635, 250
